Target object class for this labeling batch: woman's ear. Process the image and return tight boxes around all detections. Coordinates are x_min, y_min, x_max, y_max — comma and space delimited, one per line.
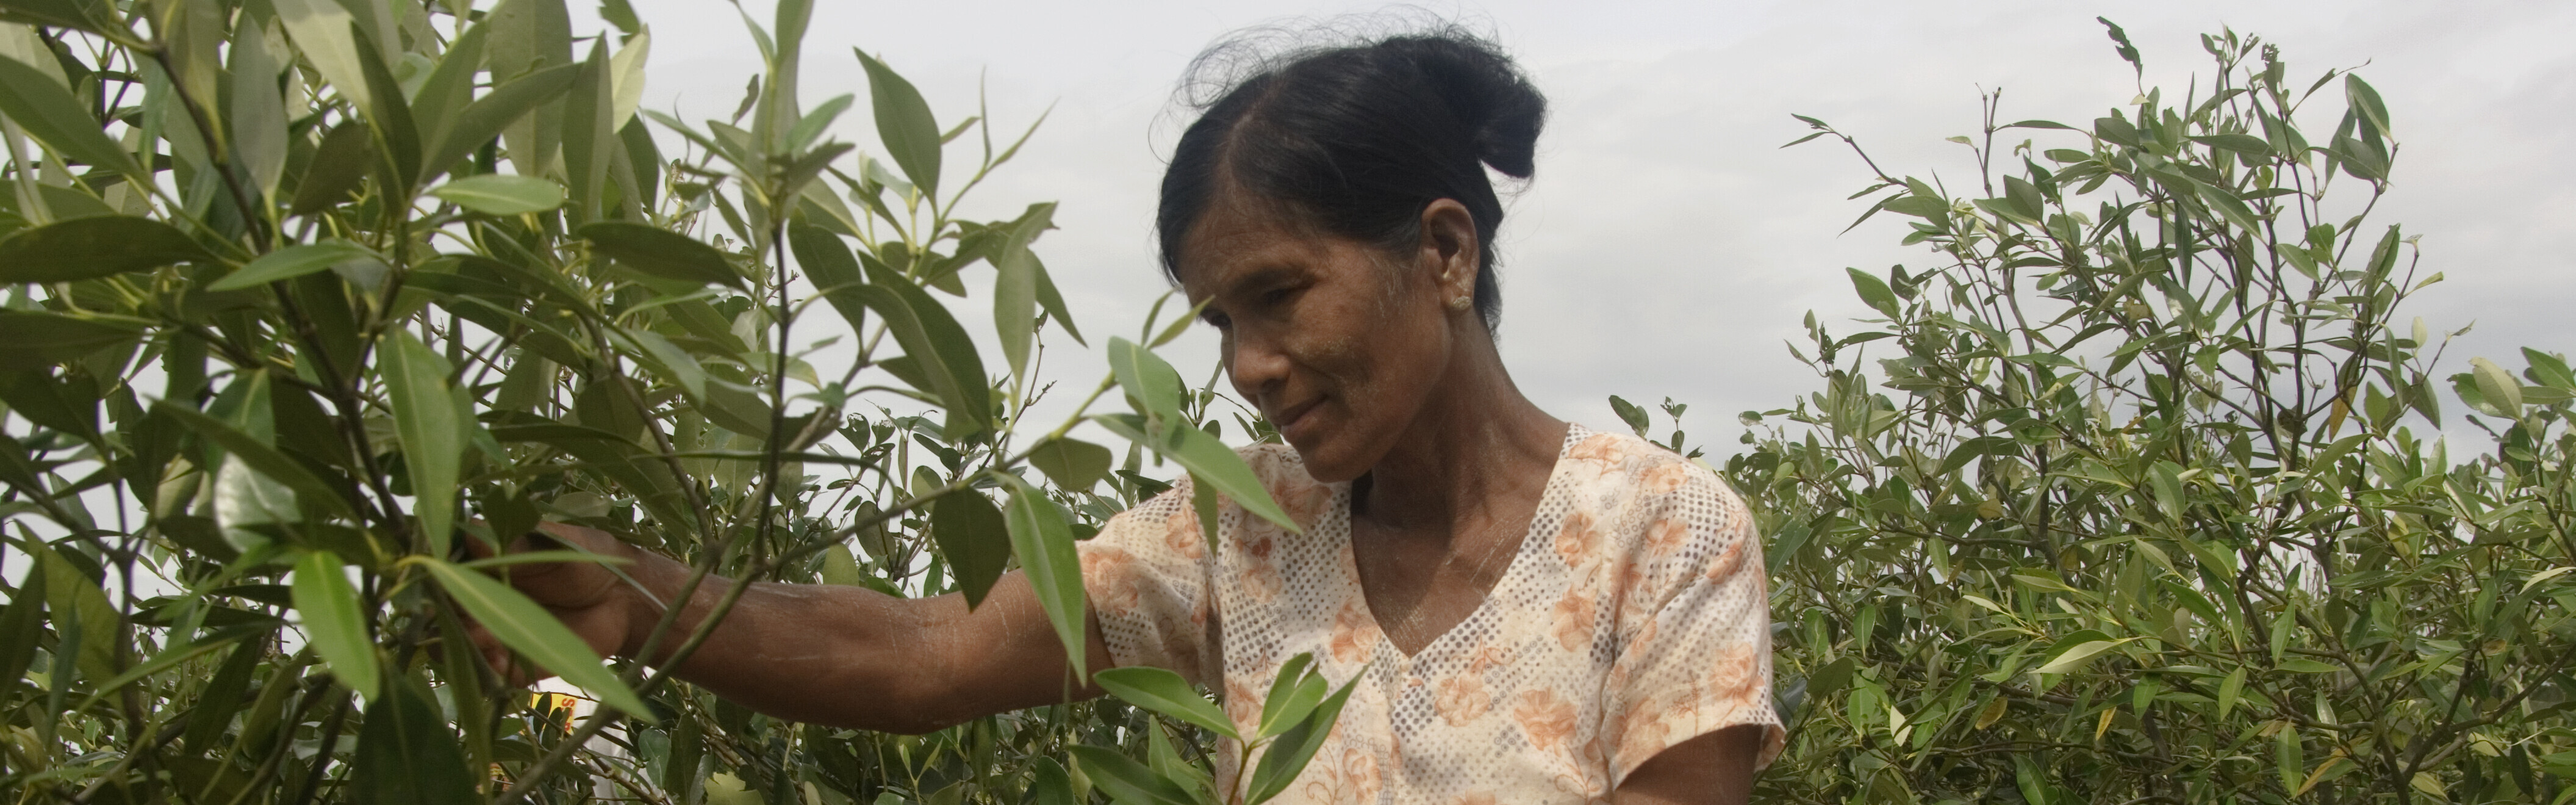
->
1419, 198, 1482, 304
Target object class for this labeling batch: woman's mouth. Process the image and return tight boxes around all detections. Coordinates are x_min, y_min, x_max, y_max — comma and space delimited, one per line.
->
1272, 397, 1323, 439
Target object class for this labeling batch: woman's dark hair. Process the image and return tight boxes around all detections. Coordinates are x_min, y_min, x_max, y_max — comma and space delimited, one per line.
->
1157, 26, 1546, 332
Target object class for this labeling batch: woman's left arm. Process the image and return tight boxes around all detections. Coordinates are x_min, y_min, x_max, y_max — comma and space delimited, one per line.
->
1615, 724, 1768, 804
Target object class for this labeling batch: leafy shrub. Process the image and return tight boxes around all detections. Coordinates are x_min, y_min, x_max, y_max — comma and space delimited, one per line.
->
0, 0, 1310, 802
1721, 23, 2576, 805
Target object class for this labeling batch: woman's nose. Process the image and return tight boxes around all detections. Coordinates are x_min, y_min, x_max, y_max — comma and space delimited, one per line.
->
1225, 328, 1291, 401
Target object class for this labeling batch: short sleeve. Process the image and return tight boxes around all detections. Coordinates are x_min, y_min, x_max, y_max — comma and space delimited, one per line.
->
1603, 468, 1785, 784
1078, 479, 1223, 687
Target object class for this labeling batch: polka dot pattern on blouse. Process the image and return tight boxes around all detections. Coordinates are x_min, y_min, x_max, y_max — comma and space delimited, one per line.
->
1077, 424, 1784, 804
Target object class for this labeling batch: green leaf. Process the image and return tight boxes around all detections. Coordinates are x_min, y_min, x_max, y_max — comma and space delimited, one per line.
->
1937, 435, 2017, 475
410, 24, 490, 167
1246, 673, 1358, 804
293, 549, 381, 700
0, 563, 45, 698
418, 557, 651, 717
1846, 267, 1901, 317
0, 0, 104, 31
210, 241, 386, 291
293, 122, 379, 215
73, 624, 271, 712
32, 539, 117, 680
991, 203, 1056, 380
351, 27, 423, 188
1096, 413, 1299, 533
1806, 656, 1857, 700
1609, 395, 1651, 436
428, 175, 567, 215
2275, 658, 2341, 674
229, 19, 290, 201
1257, 652, 1328, 740
1190, 472, 1222, 554
0, 311, 144, 370
181, 636, 267, 755
2032, 638, 2128, 676
1106, 336, 1183, 420
931, 489, 1010, 608
0, 216, 210, 282
2521, 347, 2575, 391
1027, 437, 1113, 491
855, 49, 941, 195
351, 672, 478, 805
1068, 745, 1197, 805
1095, 665, 1236, 738
785, 92, 853, 153
270, 0, 376, 110
156, 400, 358, 518
558, 38, 614, 220
421, 63, 580, 184
1031, 253, 1085, 345
2015, 754, 2052, 805
2345, 74, 2391, 140
384, 330, 465, 557
2470, 356, 2523, 419
854, 261, 990, 430
1006, 483, 1089, 678
579, 221, 742, 289
788, 222, 868, 334
1026, 757, 1077, 805
0, 51, 146, 181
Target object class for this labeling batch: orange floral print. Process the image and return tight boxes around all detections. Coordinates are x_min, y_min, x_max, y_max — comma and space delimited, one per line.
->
1433, 673, 1491, 726
1568, 433, 1625, 466
1227, 677, 1263, 729
1081, 547, 1140, 613
1704, 526, 1749, 582
1329, 600, 1375, 664
1551, 583, 1598, 652
1163, 508, 1206, 560
1644, 517, 1690, 557
1640, 462, 1695, 495
1302, 746, 1383, 805
1554, 510, 1600, 566
1513, 690, 1580, 753
1240, 530, 1281, 602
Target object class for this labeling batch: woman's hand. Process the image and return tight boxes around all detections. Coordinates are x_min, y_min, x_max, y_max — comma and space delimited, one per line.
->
462, 522, 661, 685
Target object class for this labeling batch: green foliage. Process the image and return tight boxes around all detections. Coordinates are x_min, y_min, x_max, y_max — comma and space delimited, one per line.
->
1733, 27, 2576, 805
1079, 655, 1357, 805
0, 1, 1317, 803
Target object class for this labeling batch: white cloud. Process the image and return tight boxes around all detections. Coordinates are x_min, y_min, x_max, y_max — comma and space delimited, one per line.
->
621, 0, 2576, 445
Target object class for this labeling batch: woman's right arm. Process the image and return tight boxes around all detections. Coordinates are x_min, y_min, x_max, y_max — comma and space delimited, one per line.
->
476, 522, 1113, 734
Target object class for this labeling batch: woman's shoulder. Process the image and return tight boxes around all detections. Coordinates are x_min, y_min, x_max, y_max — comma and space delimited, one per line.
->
1564, 427, 1740, 502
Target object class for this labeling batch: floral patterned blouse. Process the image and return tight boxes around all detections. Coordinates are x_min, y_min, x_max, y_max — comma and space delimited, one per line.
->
1077, 424, 1784, 804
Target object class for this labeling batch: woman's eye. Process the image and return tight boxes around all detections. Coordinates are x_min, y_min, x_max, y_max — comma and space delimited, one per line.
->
1261, 287, 1295, 307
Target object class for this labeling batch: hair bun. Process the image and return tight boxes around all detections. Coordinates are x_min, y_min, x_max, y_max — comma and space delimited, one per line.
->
1158, 20, 1549, 332
1377, 35, 1546, 178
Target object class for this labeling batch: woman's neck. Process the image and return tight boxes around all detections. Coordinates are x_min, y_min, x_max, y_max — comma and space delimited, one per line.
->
1351, 332, 1564, 538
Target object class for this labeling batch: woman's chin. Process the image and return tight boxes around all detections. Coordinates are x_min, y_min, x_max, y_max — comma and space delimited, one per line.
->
1285, 437, 1369, 484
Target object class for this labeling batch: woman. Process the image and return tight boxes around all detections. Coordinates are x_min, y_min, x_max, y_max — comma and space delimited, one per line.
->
488, 28, 1782, 805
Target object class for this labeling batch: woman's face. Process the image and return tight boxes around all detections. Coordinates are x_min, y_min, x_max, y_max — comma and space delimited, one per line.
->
1174, 192, 1466, 483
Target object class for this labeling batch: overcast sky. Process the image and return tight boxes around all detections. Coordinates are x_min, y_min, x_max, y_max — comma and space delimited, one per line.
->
617, 0, 2576, 448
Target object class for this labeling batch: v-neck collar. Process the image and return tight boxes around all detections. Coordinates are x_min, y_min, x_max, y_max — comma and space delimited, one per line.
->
1331, 424, 1590, 662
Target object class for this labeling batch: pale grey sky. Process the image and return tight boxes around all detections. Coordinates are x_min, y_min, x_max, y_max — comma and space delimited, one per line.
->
619, 0, 2576, 446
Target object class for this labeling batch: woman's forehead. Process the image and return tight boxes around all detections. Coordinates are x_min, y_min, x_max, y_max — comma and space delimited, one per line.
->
1174, 198, 1328, 286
